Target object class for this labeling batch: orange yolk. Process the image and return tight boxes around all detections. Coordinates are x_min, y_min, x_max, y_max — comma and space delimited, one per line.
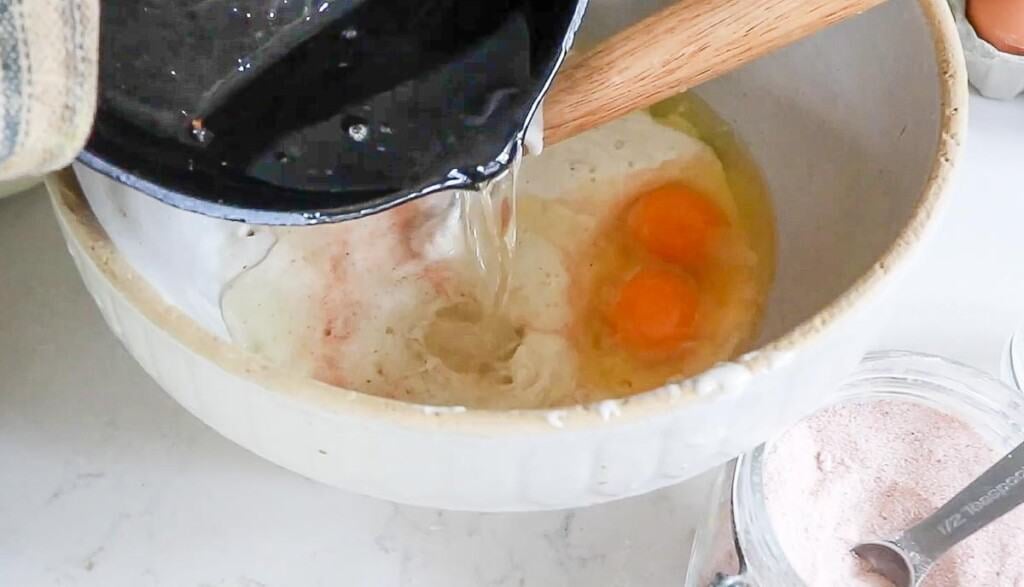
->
626, 183, 727, 268
607, 266, 699, 354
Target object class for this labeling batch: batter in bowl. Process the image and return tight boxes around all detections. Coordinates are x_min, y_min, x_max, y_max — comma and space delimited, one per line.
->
221, 94, 775, 408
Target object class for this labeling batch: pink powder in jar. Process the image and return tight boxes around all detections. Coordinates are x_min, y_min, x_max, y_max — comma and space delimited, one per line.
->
762, 399, 1024, 586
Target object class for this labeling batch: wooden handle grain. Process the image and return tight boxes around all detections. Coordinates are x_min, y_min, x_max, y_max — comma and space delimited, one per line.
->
542, 0, 887, 144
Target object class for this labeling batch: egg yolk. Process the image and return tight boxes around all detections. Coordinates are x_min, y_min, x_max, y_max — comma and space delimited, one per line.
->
608, 266, 699, 354
626, 183, 727, 267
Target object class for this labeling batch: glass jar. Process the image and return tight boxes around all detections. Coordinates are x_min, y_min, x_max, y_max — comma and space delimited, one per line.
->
685, 350, 1024, 587
1002, 325, 1024, 391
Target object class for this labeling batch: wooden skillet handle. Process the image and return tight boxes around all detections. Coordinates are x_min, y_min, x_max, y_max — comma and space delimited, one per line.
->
542, 0, 888, 145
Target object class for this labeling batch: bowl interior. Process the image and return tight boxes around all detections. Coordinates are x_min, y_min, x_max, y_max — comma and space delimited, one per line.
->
580, 0, 942, 346
74, 0, 948, 392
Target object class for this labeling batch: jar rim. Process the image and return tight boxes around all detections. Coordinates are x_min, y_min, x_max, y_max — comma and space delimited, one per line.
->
731, 350, 1024, 585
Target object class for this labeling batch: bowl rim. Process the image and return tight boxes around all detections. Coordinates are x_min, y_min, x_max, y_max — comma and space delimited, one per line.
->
48, 0, 968, 436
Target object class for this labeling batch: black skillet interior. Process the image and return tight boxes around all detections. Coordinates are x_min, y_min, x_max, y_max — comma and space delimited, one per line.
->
81, 0, 586, 225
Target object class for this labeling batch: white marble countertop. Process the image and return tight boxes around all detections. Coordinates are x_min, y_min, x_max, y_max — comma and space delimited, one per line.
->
1, 94, 1021, 587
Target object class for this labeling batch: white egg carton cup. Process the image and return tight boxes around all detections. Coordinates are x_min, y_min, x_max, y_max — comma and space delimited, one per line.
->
949, 0, 1024, 100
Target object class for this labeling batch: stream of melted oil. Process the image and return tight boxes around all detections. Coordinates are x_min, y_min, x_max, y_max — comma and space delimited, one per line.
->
454, 152, 522, 314
420, 153, 524, 378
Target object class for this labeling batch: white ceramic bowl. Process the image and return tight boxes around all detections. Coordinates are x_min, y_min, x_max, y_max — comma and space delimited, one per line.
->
0, 176, 42, 199
49, 0, 966, 511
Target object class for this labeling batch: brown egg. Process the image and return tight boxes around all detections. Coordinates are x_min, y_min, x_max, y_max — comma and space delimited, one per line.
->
967, 0, 1024, 55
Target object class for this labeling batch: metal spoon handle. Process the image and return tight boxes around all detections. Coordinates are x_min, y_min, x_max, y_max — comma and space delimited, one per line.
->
897, 439, 1024, 565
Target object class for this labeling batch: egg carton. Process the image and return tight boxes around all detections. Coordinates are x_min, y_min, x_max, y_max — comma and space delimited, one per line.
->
949, 0, 1024, 100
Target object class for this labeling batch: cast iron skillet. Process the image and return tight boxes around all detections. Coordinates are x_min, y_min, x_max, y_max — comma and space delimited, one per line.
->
80, 0, 586, 225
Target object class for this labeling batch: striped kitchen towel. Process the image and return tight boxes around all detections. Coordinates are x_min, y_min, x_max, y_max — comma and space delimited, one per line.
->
0, 0, 98, 181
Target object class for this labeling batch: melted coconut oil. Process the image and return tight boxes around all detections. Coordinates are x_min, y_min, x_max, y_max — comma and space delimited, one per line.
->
417, 151, 525, 381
